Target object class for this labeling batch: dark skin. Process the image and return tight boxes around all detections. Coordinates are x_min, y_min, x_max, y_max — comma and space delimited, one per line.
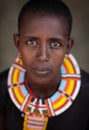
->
14, 13, 74, 99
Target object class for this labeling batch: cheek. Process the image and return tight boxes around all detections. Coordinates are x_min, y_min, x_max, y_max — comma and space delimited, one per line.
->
51, 52, 65, 68
20, 49, 34, 68
54, 58, 64, 69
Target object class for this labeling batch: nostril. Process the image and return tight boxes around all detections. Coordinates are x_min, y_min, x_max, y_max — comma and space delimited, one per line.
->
36, 53, 49, 61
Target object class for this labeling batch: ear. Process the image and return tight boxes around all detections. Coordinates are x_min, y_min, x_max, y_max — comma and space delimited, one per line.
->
13, 33, 20, 51
66, 38, 74, 54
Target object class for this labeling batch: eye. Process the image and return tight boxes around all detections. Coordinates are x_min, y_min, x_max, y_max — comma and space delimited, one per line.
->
26, 40, 37, 46
25, 38, 38, 46
49, 40, 62, 48
51, 42, 61, 47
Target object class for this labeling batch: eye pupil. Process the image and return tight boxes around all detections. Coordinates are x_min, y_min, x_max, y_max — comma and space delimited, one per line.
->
32, 41, 36, 44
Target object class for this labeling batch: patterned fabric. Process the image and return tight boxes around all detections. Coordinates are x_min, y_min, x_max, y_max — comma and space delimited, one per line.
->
23, 115, 48, 130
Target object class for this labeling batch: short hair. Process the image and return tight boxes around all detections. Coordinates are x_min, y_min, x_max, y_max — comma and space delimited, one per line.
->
18, 0, 72, 37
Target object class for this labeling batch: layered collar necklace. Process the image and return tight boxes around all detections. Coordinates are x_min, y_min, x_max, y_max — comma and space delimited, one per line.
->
7, 53, 81, 130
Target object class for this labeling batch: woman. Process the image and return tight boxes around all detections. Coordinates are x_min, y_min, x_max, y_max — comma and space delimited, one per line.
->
0, 0, 89, 130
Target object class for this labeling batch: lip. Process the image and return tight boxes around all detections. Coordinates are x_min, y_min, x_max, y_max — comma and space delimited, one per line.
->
32, 67, 51, 75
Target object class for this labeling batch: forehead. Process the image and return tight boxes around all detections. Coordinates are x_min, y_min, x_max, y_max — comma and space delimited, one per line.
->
20, 13, 68, 37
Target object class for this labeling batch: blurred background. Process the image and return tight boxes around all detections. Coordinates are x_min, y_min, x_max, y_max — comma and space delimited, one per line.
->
0, 0, 89, 72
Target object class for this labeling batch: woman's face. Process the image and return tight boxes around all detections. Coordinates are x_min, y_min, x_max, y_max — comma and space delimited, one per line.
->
14, 14, 73, 86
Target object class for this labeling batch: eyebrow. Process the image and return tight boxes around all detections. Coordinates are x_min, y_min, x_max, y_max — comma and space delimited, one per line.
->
23, 33, 67, 40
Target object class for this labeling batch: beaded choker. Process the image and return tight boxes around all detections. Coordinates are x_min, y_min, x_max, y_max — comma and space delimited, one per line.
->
7, 53, 81, 130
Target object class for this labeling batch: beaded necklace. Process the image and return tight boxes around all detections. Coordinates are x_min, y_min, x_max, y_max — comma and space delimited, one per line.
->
7, 53, 81, 130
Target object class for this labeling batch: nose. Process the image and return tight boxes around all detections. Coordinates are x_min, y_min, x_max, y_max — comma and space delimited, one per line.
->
36, 44, 49, 62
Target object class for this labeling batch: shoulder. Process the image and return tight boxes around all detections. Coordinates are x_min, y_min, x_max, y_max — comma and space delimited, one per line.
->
80, 69, 89, 88
0, 69, 9, 83
0, 69, 9, 99
79, 69, 89, 103
71, 69, 89, 111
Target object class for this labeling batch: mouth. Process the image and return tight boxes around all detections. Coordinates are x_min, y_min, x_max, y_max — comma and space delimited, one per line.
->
32, 67, 51, 75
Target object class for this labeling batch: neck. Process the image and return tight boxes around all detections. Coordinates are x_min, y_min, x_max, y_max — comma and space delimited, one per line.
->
25, 76, 61, 99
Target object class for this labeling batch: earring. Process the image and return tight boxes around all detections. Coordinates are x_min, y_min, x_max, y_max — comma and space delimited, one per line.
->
64, 54, 68, 63
18, 53, 22, 60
